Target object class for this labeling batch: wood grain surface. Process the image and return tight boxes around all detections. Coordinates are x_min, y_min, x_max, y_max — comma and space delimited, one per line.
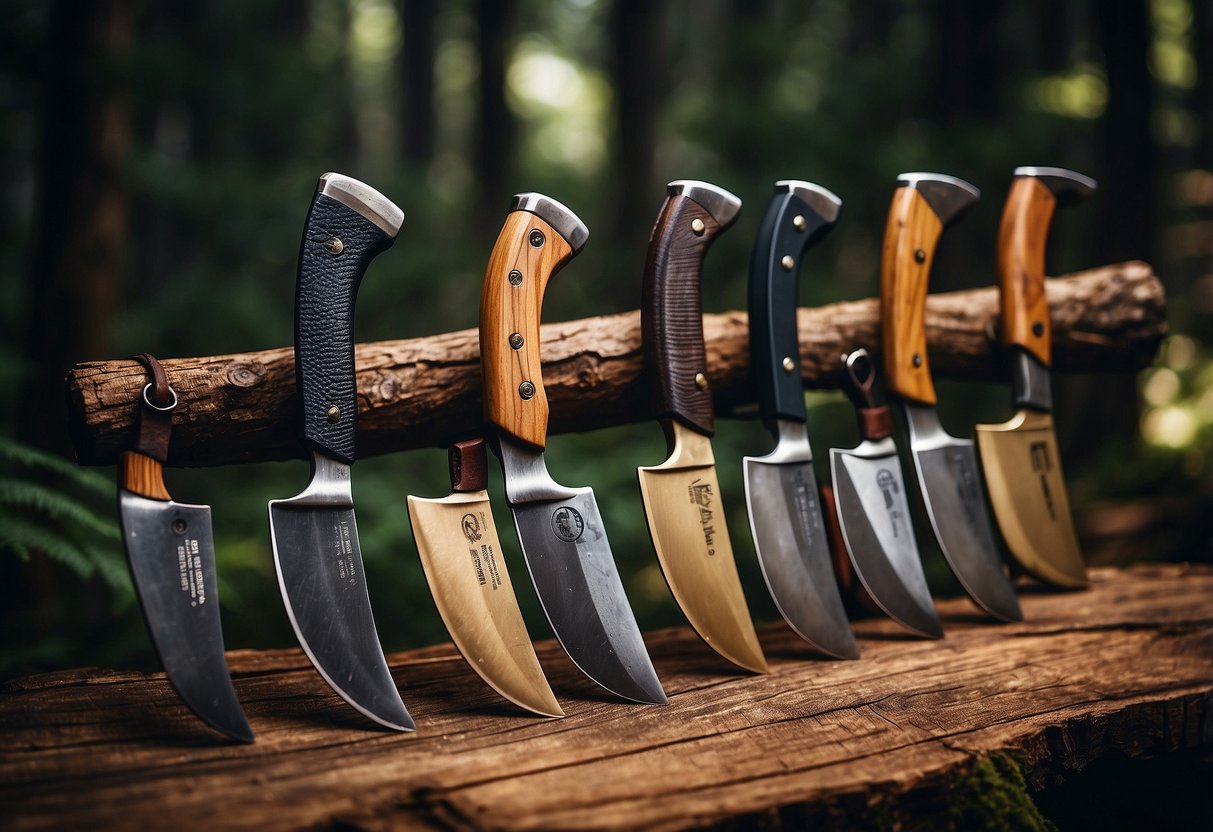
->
65, 261, 1166, 468
2, 563, 1209, 831
997, 176, 1057, 364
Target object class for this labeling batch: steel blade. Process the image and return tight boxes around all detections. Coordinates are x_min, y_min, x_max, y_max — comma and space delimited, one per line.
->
829, 442, 943, 638
742, 455, 858, 659
119, 492, 253, 742
638, 445, 768, 674
904, 404, 1023, 622
407, 491, 563, 717
975, 409, 1088, 588
511, 489, 667, 705
269, 476, 414, 731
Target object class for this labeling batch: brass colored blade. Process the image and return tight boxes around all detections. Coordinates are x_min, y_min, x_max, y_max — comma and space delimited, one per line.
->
407, 490, 563, 717
638, 423, 768, 674
975, 409, 1088, 589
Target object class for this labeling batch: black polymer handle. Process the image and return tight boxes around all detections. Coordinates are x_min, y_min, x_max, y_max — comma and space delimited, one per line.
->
642, 180, 741, 436
748, 180, 841, 422
294, 173, 403, 463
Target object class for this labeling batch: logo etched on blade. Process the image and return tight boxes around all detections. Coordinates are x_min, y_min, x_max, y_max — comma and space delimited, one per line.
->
688, 478, 718, 556
875, 468, 908, 539
946, 450, 982, 528
552, 506, 585, 542
175, 535, 206, 607
1030, 441, 1058, 521
790, 468, 820, 546
333, 519, 358, 585
462, 512, 483, 543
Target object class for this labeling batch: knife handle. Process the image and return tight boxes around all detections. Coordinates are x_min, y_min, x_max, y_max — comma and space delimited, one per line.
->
841, 349, 892, 441
880, 173, 979, 406
480, 194, 588, 450
294, 173, 403, 464
997, 167, 1097, 367
748, 180, 841, 422
642, 180, 741, 436
449, 438, 488, 493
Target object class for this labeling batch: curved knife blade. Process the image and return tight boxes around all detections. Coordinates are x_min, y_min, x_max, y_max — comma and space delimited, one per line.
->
268, 173, 413, 731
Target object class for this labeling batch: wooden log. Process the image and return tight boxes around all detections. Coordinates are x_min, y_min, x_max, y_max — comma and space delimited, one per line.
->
1, 563, 1209, 830
66, 261, 1165, 467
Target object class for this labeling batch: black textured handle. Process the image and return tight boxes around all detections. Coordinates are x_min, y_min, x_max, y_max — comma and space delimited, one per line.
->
642, 181, 740, 436
748, 181, 841, 422
294, 175, 402, 463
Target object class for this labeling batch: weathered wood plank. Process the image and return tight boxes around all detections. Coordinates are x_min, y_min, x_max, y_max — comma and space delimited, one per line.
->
65, 261, 1166, 467
2, 563, 1209, 830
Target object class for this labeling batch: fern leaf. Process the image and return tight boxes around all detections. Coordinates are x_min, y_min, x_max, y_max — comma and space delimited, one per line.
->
0, 514, 96, 579
0, 478, 120, 539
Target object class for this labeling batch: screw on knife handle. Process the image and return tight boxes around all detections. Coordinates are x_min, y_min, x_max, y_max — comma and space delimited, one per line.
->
748, 180, 841, 423
480, 193, 587, 451
841, 349, 893, 441
997, 166, 1097, 368
293, 173, 403, 464
879, 172, 979, 407
642, 180, 741, 436
449, 438, 489, 493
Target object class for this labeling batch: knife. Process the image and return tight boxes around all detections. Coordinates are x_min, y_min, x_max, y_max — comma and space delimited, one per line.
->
974, 166, 1096, 589
829, 348, 942, 638
880, 172, 1023, 623
267, 172, 414, 731
480, 193, 667, 705
740, 180, 859, 660
407, 438, 564, 717
119, 353, 254, 742
637, 180, 767, 674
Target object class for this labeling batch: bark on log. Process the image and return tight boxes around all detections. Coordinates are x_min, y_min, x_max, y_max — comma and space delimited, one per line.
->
1, 564, 1209, 831
66, 261, 1165, 467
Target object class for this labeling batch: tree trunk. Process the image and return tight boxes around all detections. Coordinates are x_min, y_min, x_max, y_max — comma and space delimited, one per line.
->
473, 0, 517, 230
400, 0, 438, 168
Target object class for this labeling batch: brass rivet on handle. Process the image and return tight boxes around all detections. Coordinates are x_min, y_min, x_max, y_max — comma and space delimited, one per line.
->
914, 248, 926, 263
781, 255, 794, 271
325, 237, 344, 255
529, 229, 545, 247
509, 333, 524, 350
792, 215, 806, 231
694, 372, 708, 390
326, 405, 341, 423
782, 356, 796, 373
691, 218, 706, 236
519, 381, 536, 400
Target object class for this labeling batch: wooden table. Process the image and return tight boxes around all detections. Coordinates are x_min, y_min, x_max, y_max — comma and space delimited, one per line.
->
3, 563, 1210, 830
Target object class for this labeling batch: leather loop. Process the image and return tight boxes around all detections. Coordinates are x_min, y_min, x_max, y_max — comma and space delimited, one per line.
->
130, 354, 174, 462
857, 406, 893, 441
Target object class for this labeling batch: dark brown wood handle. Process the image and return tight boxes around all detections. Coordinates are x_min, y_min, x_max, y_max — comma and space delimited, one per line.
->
641, 192, 735, 435
997, 177, 1056, 366
479, 211, 576, 450
449, 438, 488, 493
880, 187, 943, 406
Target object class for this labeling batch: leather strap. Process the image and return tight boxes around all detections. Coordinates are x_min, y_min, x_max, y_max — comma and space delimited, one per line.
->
857, 406, 893, 442
131, 353, 175, 462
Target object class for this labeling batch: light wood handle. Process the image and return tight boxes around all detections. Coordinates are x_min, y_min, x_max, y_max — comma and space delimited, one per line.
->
997, 176, 1056, 366
880, 187, 943, 405
121, 451, 170, 501
479, 211, 576, 450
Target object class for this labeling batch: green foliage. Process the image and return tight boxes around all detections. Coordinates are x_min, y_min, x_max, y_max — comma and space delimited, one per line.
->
949, 753, 1056, 832
0, 437, 131, 603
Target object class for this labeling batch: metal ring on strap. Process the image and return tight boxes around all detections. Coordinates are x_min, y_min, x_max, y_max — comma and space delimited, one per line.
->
142, 383, 178, 412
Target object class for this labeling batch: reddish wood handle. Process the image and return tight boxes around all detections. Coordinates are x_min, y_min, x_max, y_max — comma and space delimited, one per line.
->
479, 209, 578, 450
997, 177, 1056, 366
880, 188, 943, 406
642, 186, 738, 435
449, 438, 488, 493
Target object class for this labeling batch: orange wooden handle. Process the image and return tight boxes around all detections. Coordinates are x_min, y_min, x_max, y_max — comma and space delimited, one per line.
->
121, 451, 170, 500
479, 211, 576, 450
880, 187, 942, 405
997, 176, 1055, 366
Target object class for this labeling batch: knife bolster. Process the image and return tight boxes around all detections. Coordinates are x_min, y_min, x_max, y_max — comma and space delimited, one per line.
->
1009, 350, 1053, 412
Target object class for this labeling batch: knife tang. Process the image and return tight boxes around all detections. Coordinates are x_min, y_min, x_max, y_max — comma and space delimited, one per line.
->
642, 180, 741, 435
480, 194, 587, 451
295, 173, 403, 464
880, 173, 980, 406
748, 181, 841, 423
997, 166, 1097, 370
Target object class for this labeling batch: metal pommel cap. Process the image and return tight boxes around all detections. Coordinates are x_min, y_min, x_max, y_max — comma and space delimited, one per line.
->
775, 179, 842, 225
510, 193, 590, 254
896, 172, 980, 228
317, 172, 405, 238
668, 180, 742, 228
1013, 166, 1098, 207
